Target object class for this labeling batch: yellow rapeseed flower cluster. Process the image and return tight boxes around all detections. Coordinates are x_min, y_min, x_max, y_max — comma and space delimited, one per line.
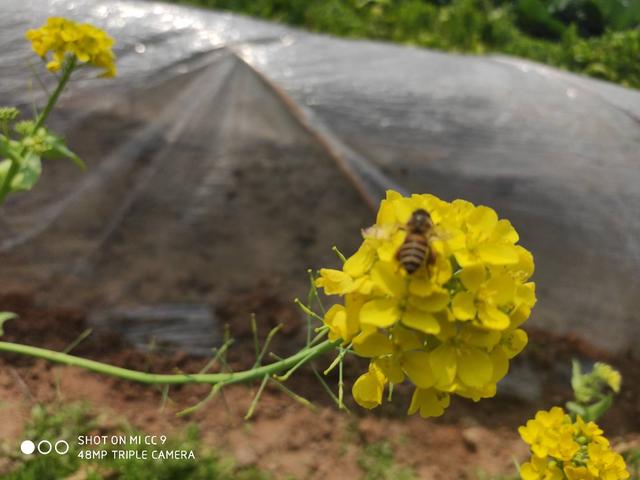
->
26, 17, 116, 77
519, 407, 629, 479
316, 190, 536, 417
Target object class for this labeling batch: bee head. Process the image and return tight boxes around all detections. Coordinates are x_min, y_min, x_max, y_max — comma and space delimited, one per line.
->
408, 209, 432, 232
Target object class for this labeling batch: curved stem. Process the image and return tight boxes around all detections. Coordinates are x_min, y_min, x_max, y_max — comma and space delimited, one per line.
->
0, 339, 340, 385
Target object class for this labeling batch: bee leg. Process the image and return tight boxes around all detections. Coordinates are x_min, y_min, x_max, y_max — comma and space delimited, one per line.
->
427, 247, 436, 266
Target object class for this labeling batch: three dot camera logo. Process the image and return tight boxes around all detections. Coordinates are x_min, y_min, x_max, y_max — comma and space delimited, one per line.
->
21, 439, 70, 456
20, 434, 196, 461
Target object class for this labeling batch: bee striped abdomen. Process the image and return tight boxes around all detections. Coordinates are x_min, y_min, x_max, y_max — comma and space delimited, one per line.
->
398, 233, 429, 274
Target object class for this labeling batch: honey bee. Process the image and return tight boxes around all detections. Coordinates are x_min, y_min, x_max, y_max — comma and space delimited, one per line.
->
396, 209, 436, 274
362, 208, 444, 275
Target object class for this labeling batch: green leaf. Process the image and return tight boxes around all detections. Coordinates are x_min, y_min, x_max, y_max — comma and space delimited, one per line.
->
0, 312, 17, 336
571, 358, 583, 391
10, 151, 42, 192
43, 135, 85, 170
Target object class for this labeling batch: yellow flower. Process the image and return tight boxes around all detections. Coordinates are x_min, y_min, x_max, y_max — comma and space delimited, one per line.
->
317, 190, 536, 417
323, 295, 363, 343
352, 327, 395, 357
586, 441, 629, 479
429, 343, 494, 389
574, 416, 604, 443
519, 407, 580, 461
520, 455, 564, 480
352, 362, 386, 409
407, 388, 450, 418
564, 465, 598, 480
450, 205, 521, 267
26, 17, 116, 77
519, 407, 630, 480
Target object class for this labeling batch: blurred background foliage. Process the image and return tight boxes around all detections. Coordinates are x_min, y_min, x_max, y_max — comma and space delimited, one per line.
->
171, 0, 640, 89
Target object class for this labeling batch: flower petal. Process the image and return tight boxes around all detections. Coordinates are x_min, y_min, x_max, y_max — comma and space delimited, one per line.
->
460, 325, 501, 349
485, 274, 517, 305
409, 290, 450, 313
516, 282, 537, 308
429, 344, 457, 387
476, 243, 519, 265
402, 351, 436, 388
323, 304, 348, 342
501, 329, 528, 358
401, 308, 440, 335
452, 292, 476, 320
352, 330, 394, 357
493, 219, 519, 244
370, 261, 406, 297
392, 325, 424, 351
467, 205, 498, 233
376, 190, 403, 225
316, 269, 355, 295
352, 365, 386, 409
490, 348, 509, 382
359, 298, 400, 328
457, 348, 493, 388
344, 243, 376, 278
459, 265, 485, 292
477, 304, 510, 331
408, 274, 436, 297
374, 356, 405, 384
408, 388, 450, 418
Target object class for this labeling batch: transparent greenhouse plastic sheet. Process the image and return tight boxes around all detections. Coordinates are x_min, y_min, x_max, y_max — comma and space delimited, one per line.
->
1, 0, 639, 358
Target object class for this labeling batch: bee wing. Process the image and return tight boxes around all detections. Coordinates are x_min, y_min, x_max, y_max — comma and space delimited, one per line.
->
361, 223, 402, 241
429, 225, 454, 242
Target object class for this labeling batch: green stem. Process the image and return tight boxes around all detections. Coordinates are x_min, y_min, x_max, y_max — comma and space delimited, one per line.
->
324, 342, 352, 375
244, 374, 269, 420
0, 339, 340, 385
33, 57, 76, 132
273, 348, 318, 382
0, 151, 21, 204
253, 324, 282, 368
0, 57, 76, 203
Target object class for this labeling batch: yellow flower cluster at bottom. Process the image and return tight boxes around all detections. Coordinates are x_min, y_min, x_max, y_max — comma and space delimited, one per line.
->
316, 190, 536, 417
519, 407, 629, 480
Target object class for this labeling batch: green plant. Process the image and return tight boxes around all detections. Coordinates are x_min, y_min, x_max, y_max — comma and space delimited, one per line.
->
358, 442, 416, 480
169, 0, 640, 88
625, 449, 640, 480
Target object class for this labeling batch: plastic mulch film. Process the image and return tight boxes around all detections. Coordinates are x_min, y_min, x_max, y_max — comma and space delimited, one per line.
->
1, 0, 639, 355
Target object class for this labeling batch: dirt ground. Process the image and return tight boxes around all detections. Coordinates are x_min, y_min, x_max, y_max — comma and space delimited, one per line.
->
0, 287, 638, 479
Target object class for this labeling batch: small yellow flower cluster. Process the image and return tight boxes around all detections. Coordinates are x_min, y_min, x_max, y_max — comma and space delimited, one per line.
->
519, 407, 629, 479
26, 17, 116, 77
316, 190, 536, 417
593, 363, 621, 394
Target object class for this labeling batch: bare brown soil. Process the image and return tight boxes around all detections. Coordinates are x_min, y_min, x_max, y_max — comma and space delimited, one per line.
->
0, 288, 638, 479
